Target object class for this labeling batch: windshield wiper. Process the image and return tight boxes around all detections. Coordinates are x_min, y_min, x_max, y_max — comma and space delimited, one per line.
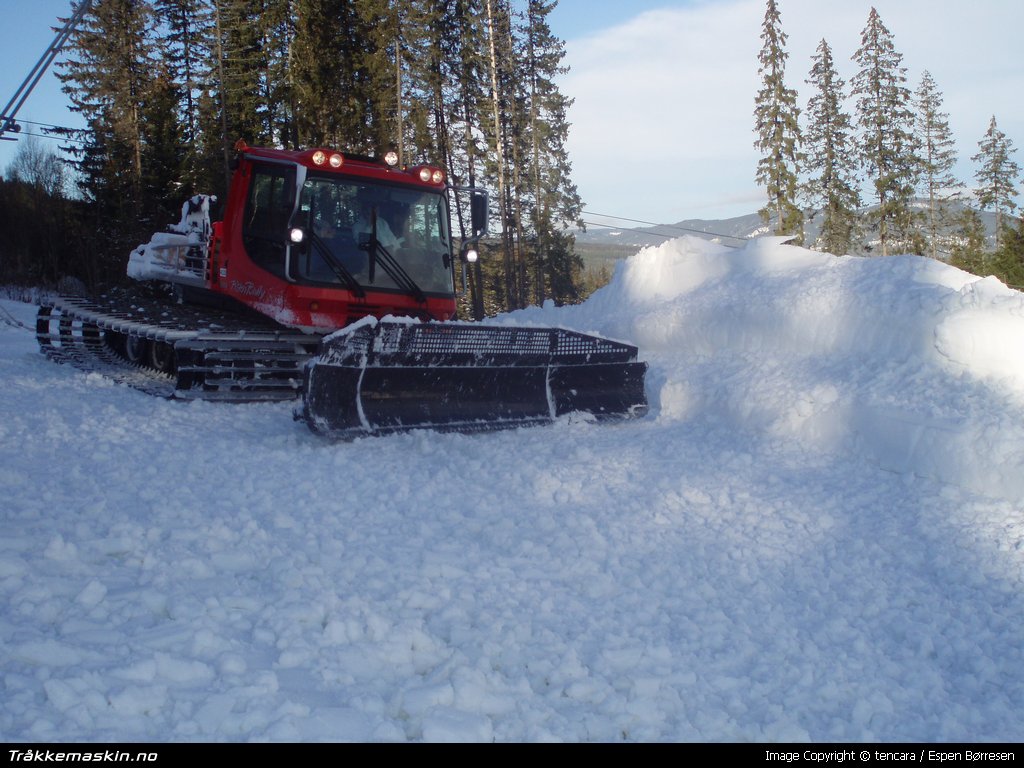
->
363, 238, 428, 305
358, 209, 430, 307
308, 231, 365, 297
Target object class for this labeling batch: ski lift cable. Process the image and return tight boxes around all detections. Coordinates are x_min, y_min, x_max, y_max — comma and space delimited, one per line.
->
581, 220, 742, 249
583, 209, 751, 242
580, 220, 675, 240
3, 129, 88, 146
9, 118, 79, 131
581, 218, 744, 249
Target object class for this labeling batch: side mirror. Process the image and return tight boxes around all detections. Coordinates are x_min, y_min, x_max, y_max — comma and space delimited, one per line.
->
451, 186, 488, 298
470, 191, 489, 238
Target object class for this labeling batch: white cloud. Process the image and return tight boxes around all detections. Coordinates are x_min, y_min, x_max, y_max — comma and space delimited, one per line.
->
560, 0, 1024, 223
563, 2, 763, 222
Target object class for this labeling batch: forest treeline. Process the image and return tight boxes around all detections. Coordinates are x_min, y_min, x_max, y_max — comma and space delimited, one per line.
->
5, 1, 1024, 303
754, 0, 1024, 286
0, 0, 587, 318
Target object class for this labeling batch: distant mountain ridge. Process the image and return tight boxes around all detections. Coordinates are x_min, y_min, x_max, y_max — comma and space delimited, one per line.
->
576, 212, 764, 249
574, 200, 1006, 257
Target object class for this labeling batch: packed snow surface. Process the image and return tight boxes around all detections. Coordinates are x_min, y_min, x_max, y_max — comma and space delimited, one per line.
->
2, 236, 1023, 742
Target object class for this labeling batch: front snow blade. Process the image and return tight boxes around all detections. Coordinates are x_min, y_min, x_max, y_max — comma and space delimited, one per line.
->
300, 321, 648, 438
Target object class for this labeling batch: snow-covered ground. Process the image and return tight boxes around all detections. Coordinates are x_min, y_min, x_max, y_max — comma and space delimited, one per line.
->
2, 236, 1023, 742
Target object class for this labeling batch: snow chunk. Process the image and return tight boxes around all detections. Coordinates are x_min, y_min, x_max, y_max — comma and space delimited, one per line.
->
74, 580, 107, 609
421, 708, 494, 743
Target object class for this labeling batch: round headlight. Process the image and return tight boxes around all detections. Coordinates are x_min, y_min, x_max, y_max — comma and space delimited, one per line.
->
289, 228, 305, 243
431, 169, 445, 184
384, 151, 399, 167
329, 153, 343, 168
465, 248, 478, 263
312, 150, 326, 166
419, 167, 432, 183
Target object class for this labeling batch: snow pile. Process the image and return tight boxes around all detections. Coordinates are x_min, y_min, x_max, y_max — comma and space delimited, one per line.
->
511, 236, 1024, 500
2, 236, 1023, 742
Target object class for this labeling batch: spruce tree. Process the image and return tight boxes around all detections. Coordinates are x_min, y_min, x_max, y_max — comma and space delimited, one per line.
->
438, 0, 492, 320
473, 0, 583, 311
196, 0, 232, 194
851, 7, 920, 255
215, 0, 283, 147
356, 0, 409, 155
261, 0, 298, 148
753, 0, 802, 239
990, 217, 1024, 287
914, 71, 959, 259
291, 0, 360, 148
972, 115, 1021, 250
392, 0, 436, 164
153, 0, 211, 146
949, 207, 987, 275
802, 38, 860, 255
523, 0, 583, 306
59, 0, 160, 253
505, 4, 534, 308
482, 0, 518, 309
140, 62, 186, 225
153, 0, 215, 194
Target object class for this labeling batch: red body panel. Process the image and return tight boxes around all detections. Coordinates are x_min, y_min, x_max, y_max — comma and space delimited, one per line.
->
204, 146, 458, 331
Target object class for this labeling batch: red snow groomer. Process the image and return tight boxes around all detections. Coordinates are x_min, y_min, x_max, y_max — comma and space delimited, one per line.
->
37, 143, 647, 437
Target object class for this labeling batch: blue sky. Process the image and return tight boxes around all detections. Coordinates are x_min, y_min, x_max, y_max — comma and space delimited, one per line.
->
2, 1, 1023, 225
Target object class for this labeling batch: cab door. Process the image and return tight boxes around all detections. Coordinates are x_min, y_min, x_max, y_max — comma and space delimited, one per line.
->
241, 162, 297, 279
